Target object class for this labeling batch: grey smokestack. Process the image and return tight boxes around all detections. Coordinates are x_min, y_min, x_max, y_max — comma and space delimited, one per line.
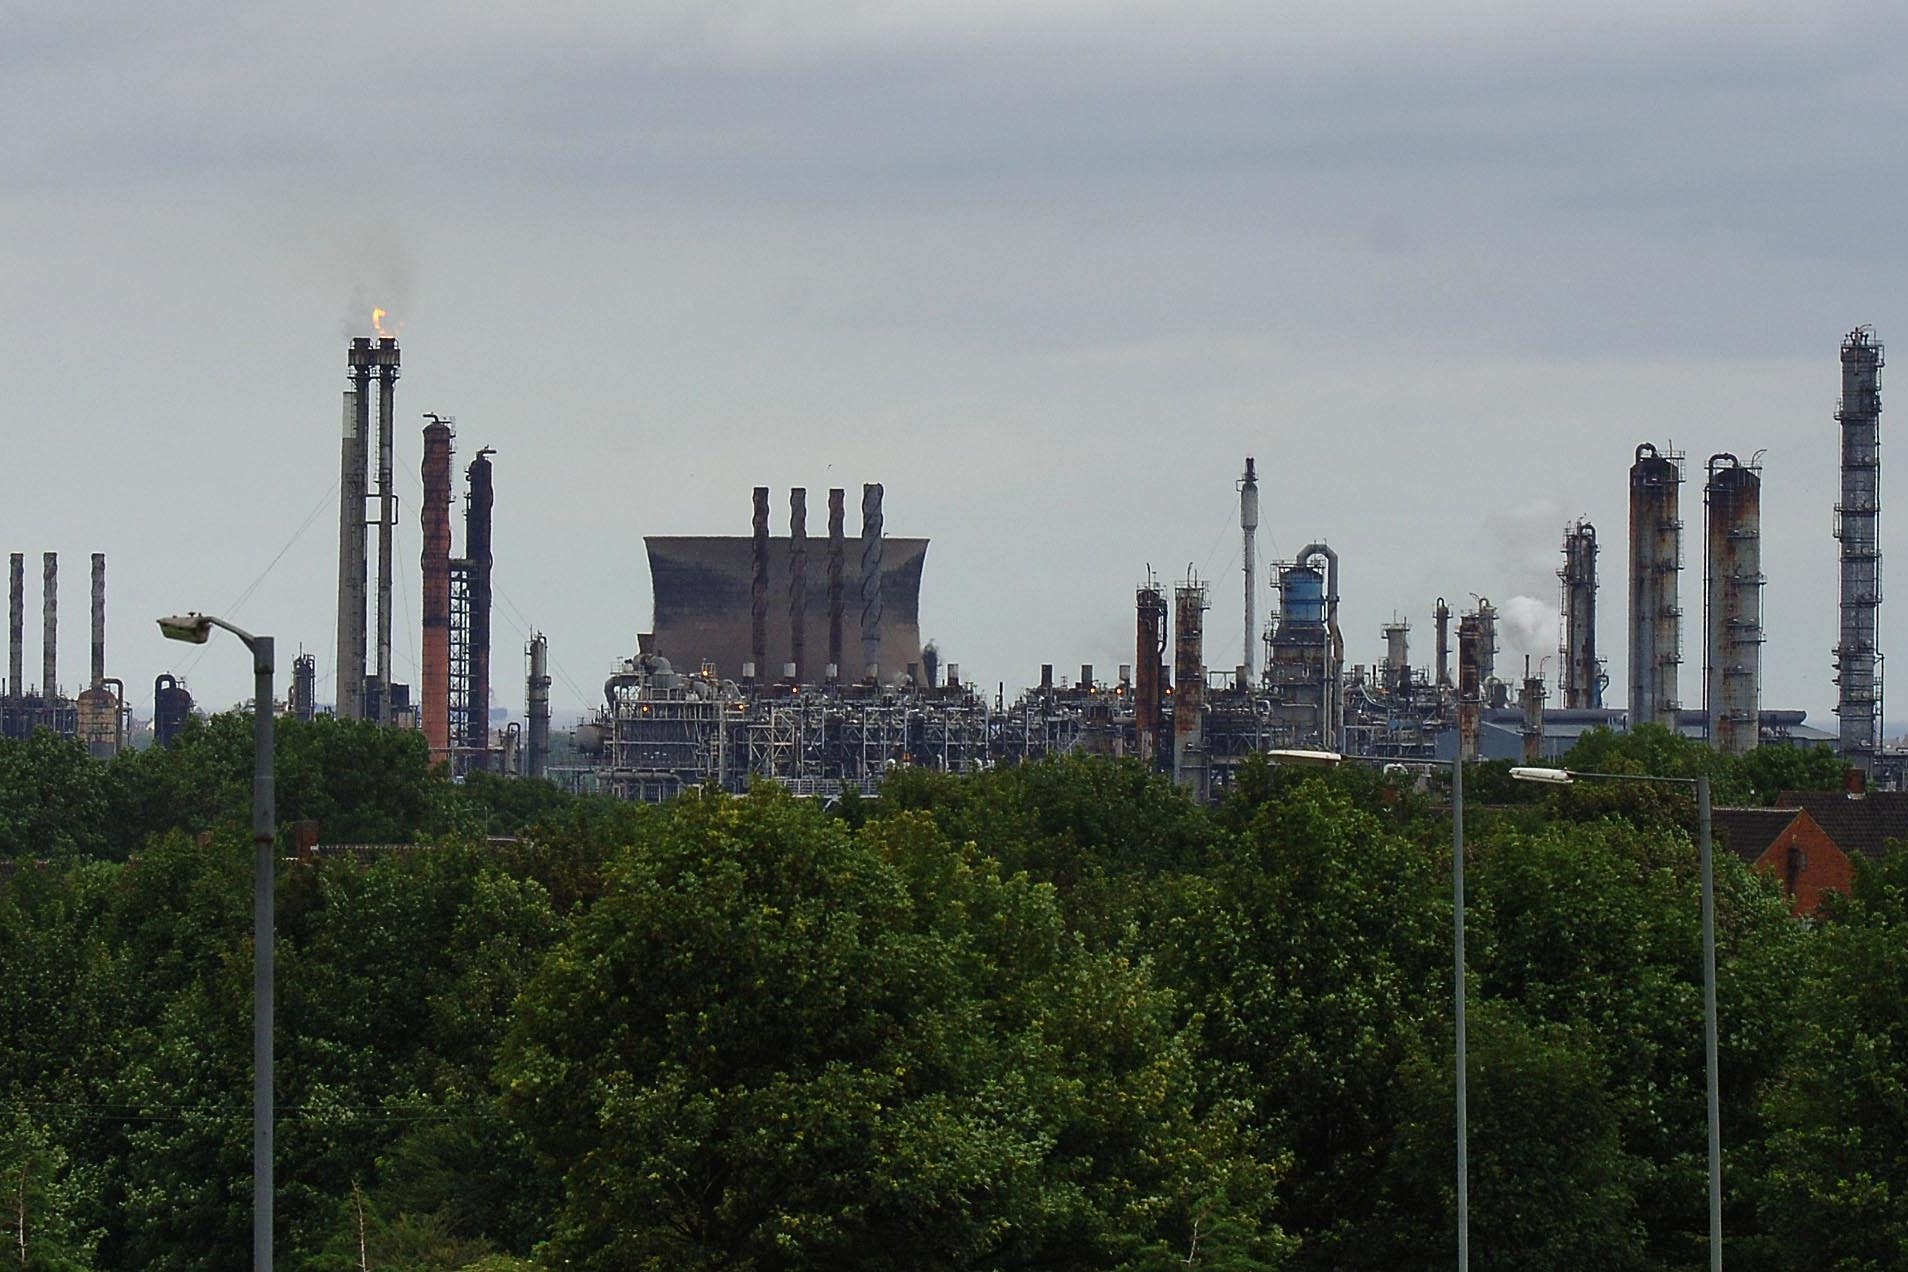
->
8, 553, 21, 697
90, 552, 104, 688
42, 552, 56, 699
827, 488, 845, 678
860, 483, 884, 681
527, 632, 551, 779
751, 487, 770, 681
373, 338, 400, 723
789, 488, 807, 684
337, 344, 372, 720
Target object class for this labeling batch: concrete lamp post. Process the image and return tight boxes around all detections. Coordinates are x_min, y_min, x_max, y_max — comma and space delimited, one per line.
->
158, 612, 275, 1271
1510, 766, 1719, 1272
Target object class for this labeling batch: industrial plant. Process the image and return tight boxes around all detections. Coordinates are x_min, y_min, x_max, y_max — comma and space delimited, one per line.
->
26, 321, 1867, 799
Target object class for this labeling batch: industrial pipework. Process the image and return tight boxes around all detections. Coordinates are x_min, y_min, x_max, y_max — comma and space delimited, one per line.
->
1704, 452, 1764, 755
1628, 442, 1684, 729
1835, 327, 1884, 769
1559, 521, 1602, 709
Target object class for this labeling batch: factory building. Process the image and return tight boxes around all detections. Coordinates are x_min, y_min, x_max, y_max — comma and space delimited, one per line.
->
1, 550, 123, 754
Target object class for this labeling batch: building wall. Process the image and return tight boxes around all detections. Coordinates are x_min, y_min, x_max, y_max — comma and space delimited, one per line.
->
1748, 810, 1852, 917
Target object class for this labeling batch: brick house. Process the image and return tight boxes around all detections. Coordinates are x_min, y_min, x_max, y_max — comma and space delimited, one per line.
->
1712, 786, 1908, 916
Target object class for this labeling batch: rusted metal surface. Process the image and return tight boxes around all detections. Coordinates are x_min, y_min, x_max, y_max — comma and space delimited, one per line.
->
860, 483, 884, 682
1173, 576, 1209, 800
1457, 611, 1481, 761
1558, 520, 1602, 708
751, 486, 769, 679
1135, 583, 1166, 766
1836, 327, 1884, 768
1705, 453, 1764, 754
827, 488, 845, 680
788, 488, 807, 683
1628, 442, 1684, 729
420, 417, 454, 760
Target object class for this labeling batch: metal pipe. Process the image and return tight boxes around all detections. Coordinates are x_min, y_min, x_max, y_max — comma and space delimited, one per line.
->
827, 489, 845, 680
860, 483, 884, 682
41, 551, 56, 700
789, 488, 808, 685
9, 552, 22, 697
751, 486, 770, 680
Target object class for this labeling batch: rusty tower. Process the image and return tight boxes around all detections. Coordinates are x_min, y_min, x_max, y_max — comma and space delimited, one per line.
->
1704, 453, 1764, 754
1628, 443, 1684, 729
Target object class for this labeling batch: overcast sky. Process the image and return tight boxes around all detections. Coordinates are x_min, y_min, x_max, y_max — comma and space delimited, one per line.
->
5, 2, 1907, 727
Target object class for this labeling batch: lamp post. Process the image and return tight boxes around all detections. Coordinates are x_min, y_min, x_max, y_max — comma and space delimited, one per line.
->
1263, 748, 1468, 1269
159, 613, 275, 1271
1510, 766, 1719, 1272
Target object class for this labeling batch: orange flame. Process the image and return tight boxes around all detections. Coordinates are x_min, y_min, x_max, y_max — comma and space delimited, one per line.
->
371, 307, 395, 339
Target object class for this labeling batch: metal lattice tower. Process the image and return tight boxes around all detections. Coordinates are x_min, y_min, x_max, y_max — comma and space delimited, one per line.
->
1835, 327, 1884, 768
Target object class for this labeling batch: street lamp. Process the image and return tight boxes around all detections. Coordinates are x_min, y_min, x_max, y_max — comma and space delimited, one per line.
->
1265, 748, 1469, 1269
159, 612, 275, 1271
1510, 766, 1719, 1272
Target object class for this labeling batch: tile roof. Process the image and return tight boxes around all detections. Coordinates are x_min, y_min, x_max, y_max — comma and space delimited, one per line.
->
1710, 807, 1803, 864
1771, 790, 1908, 860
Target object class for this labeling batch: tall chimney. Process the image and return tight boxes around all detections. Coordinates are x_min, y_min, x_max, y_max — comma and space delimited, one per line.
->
373, 337, 401, 723
465, 449, 495, 763
827, 488, 845, 679
1240, 457, 1259, 683
90, 552, 105, 688
1435, 596, 1451, 689
337, 342, 374, 720
41, 552, 56, 699
420, 416, 454, 761
1172, 576, 1209, 800
751, 486, 770, 680
1135, 582, 1166, 768
8, 553, 21, 698
860, 483, 884, 682
789, 488, 808, 684
1457, 611, 1481, 762
527, 632, 551, 780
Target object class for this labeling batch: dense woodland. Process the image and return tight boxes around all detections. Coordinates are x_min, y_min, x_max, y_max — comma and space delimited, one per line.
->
1, 718, 1903, 1270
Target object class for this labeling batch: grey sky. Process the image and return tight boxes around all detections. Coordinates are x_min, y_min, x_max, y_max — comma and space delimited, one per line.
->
5, 2, 1906, 725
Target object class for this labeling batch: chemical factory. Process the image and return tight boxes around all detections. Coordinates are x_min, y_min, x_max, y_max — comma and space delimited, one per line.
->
12, 324, 1900, 801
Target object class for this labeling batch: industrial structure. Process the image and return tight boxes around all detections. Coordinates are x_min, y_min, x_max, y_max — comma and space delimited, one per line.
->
1, 549, 122, 753
1559, 520, 1604, 709
335, 335, 404, 723
1704, 453, 1766, 755
1834, 327, 1884, 772
416, 414, 499, 775
1629, 443, 1684, 730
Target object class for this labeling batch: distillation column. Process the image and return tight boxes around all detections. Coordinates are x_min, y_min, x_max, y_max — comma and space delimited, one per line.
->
464, 449, 495, 764
527, 633, 550, 780
1136, 581, 1167, 767
1628, 443, 1684, 729
1172, 575, 1209, 800
372, 336, 400, 723
1705, 453, 1764, 755
1835, 327, 1884, 769
1559, 521, 1601, 708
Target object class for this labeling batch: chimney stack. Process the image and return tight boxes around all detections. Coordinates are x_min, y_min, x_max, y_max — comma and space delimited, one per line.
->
420, 416, 454, 761
827, 488, 845, 679
90, 552, 105, 688
751, 487, 770, 681
789, 488, 808, 685
859, 483, 884, 681
41, 552, 56, 699
8, 553, 21, 697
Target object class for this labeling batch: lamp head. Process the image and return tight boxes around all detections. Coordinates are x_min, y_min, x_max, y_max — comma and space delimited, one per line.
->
1509, 766, 1574, 785
156, 614, 214, 645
